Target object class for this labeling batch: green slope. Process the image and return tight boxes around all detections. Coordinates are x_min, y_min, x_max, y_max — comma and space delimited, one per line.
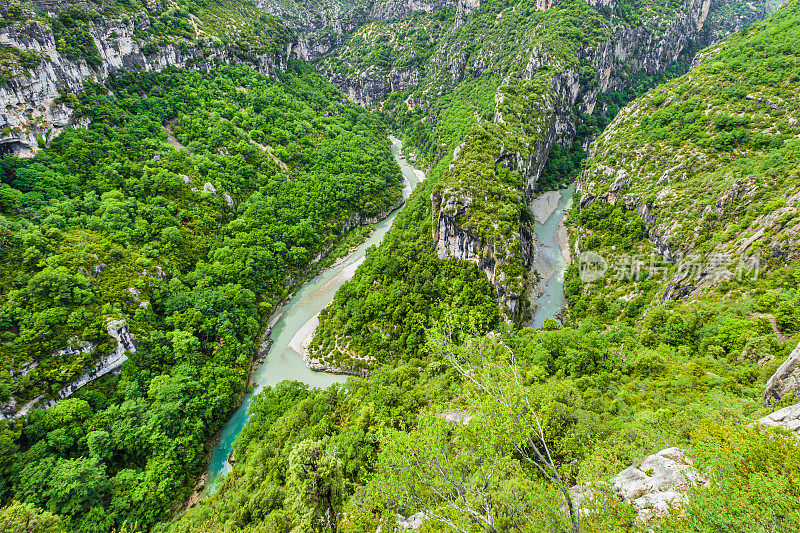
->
571, 0, 800, 321
0, 61, 401, 532
167, 3, 800, 533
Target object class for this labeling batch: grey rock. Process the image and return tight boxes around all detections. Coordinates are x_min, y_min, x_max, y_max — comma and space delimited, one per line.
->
0, 397, 18, 419
758, 403, 800, 436
764, 343, 800, 406
397, 511, 426, 531
2, 320, 137, 419
441, 408, 472, 425
222, 192, 234, 209
611, 447, 707, 524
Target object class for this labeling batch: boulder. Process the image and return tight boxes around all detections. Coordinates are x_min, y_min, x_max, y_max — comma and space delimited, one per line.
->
758, 403, 800, 435
397, 512, 426, 531
764, 344, 800, 406
611, 447, 707, 524
441, 408, 472, 425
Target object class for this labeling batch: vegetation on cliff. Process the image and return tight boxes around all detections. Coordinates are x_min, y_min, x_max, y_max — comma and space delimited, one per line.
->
0, 0, 295, 76
572, 0, 800, 320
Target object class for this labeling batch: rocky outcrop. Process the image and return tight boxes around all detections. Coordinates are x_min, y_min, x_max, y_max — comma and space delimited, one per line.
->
397, 511, 427, 531
758, 402, 800, 435
764, 344, 800, 406
40, 320, 137, 409
440, 408, 472, 424
185, 473, 209, 511
341, 196, 405, 231
1, 320, 137, 420
611, 447, 708, 524
328, 67, 421, 107
278, 0, 468, 61
0, 15, 292, 156
431, 190, 532, 316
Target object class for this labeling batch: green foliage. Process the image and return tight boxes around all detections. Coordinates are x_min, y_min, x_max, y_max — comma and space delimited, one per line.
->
168, 367, 431, 533
0, 500, 62, 532
0, 62, 401, 532
0, 0, 788, 532
50, 7, 102, 69
538, 142, 586, 191
657, 424, 800, 532
286, 437, 344, 532
572, 202, 649, 252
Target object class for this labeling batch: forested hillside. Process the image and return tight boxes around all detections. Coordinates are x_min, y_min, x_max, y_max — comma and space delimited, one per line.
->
2, 0, 800, 530
169, 1, 800, 532
0, 0, 297, 156
573, 0, 800, 313
310, 0, 763, 370
0, 60, 402, 531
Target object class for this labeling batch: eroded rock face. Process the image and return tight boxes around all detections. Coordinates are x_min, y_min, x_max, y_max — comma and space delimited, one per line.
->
39, 320, 137, 410
276, 0, 470, 62
764, 344, 800, 406
329, 67, 421, 107
397, 511, 426, 531
431, 190, 532, 317
1, 320, 138, 419
0, 16, 291, 156
611, 447, 707, 524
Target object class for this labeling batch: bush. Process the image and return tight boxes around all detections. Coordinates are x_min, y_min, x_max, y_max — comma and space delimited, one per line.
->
657, 423, 800, 532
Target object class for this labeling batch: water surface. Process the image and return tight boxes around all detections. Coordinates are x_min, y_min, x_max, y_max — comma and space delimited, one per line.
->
204, 136, 421, 494
531, 184, 574, 329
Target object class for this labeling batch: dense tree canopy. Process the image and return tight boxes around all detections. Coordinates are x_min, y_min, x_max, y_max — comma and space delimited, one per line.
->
0, 61, 401, 532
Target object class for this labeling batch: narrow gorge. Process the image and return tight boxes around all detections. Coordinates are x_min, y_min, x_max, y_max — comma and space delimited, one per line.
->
1, 0, 798, 531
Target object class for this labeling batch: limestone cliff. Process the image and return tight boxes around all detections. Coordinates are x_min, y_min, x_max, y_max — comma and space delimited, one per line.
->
424, 0, 765, 318
272, 0, 471, 63
0, 6, 294, 156
0, 320, 137, 420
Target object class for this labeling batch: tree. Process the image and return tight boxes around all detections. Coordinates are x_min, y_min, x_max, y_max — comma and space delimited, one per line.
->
44, 457, 108, 517
365, 414, 527, 533
428, 326, 583, 533
0, 500, 62, 533
286, 437, 344, 532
